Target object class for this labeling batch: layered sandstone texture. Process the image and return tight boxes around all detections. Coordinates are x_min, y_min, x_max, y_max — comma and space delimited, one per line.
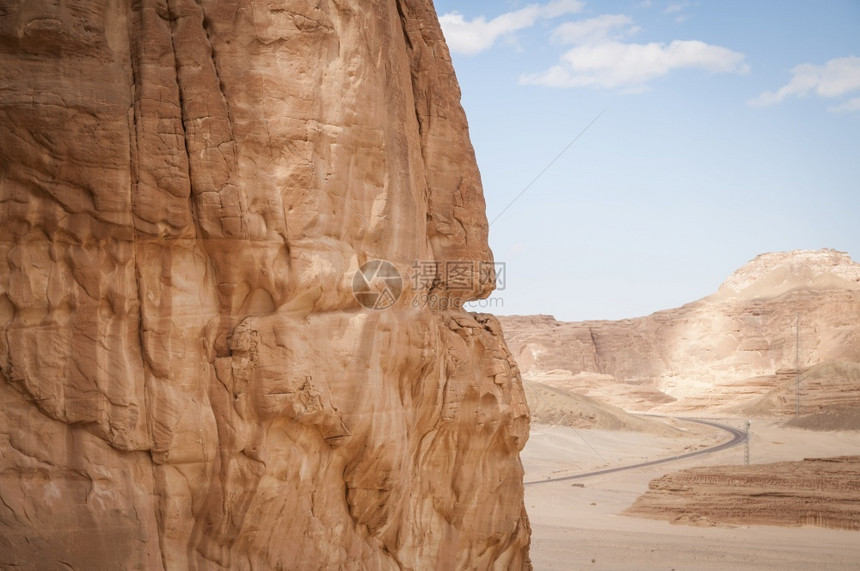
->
501, 249, 860, 415
627, 456, 860, 530
0, 1, 531, 568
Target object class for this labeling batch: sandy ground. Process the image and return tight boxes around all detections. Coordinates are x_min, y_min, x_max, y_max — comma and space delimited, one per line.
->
522, 418, 860, 570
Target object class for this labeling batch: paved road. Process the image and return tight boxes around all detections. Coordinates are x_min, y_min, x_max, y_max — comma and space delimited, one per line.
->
524, 417, 747, 486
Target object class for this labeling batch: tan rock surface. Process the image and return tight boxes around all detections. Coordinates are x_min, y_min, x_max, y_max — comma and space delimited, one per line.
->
0, 1, 530, 568
744, 361, 860, 420
500, 249, 860, 416
626, 456, 860, 531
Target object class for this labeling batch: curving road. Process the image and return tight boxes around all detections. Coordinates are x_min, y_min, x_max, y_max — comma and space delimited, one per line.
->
524, 417, 747, 486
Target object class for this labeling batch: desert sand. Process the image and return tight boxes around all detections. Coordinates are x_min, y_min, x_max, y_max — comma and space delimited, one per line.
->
522, 418, 860, 570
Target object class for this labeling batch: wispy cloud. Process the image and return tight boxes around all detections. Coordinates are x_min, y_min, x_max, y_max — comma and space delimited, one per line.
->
521, 15, 748, 91
439, 1, 584, 56
749, 56, 860, 111
540, 0, 586, 19
664, 1, 689, 22
830, 97, 860, 113
551, 14, 637, 45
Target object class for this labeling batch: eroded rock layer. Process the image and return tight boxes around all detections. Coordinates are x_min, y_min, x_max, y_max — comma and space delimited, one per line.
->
627, 456, 860, 531
0, 1, 531, 568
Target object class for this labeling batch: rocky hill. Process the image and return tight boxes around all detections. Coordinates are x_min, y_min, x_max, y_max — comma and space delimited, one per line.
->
500, 249, 860, 417
0, 1, 530, 569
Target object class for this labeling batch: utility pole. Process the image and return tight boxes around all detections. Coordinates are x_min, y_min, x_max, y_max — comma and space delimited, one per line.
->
795, 313, 800, 419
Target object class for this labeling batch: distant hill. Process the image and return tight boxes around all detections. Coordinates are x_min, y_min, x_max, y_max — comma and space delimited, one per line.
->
522, 380, 680, 435
500, 249, 860, 423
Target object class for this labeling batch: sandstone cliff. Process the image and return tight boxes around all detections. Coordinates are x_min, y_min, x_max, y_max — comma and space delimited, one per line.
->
0, 1, 531, 568
500, 249, 860, 415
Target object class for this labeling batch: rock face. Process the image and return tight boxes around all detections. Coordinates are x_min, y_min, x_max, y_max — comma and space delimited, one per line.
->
500, 249, 860, 414
0, 1, 531, 568
627, 456, 860, 531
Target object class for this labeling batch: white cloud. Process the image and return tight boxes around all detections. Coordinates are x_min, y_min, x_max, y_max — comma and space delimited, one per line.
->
443, 4, 747, 91
749, 56, 860, 109
521, 11, 747, 91
438, 10, 535, 56
552, 14, 637, 45
521, 39, 748, 90
439, 1, 584, 56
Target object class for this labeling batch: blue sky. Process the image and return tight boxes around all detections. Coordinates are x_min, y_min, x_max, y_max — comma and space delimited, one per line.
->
435, 0, 860, 321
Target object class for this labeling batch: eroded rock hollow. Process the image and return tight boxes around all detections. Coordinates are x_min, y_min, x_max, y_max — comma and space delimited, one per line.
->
0, 1, 531, 568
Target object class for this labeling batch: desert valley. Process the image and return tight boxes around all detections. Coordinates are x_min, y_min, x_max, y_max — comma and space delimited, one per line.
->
504, 248, 860, 569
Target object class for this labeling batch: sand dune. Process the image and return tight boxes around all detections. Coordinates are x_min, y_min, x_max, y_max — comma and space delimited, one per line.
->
522, 380, 682, 435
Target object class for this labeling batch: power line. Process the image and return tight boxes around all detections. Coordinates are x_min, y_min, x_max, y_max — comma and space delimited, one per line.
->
795, 313, 800, 419
488, 108, 607, 227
